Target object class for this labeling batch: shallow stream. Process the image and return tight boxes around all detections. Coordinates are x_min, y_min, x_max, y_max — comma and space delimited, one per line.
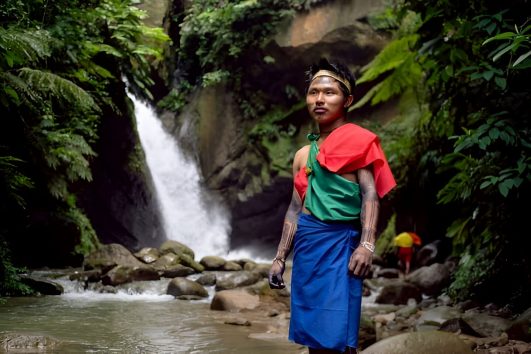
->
0, 273, 303, 353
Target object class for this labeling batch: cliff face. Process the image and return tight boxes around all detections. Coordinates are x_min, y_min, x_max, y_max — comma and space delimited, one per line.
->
163, 0, 391, 254
79, 80, 166, 252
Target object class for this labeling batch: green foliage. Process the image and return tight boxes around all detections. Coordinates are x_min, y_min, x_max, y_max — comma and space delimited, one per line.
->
0, 239, 33, 297
447, 249, 494, 301
360, 1, 530, 306
179, 0, 296, 85
0, 0, 168, 276
375, 213, 397, 257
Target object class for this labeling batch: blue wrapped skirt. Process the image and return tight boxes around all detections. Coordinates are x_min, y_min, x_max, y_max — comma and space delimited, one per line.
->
289, 213, 362, 351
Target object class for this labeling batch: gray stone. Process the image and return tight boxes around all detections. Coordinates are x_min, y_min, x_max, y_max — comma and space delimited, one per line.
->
134, 247, 160, 264
210, 289, 259, 311
166, 278, 208, 298
361, 331, 473, 354
222, 261, 242, 271
196, 273, 217, 286
199, 256, 226, 270
506, 307, 531, 342
375, 280, 422, 305
0, 333, 62, 351
462, 310, 512, 338
160, 240, 195, 259
406, 263, 451, 296
159, 264, 195, 278
83, 243, 144, 272
215, 271, 262, 291
19, 275, 63, 295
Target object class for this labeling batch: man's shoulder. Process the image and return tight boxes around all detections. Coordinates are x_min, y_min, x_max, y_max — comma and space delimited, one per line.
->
343, 123, 378, 139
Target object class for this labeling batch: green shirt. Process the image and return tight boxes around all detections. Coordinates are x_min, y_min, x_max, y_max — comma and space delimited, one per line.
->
304, 133, 362, 222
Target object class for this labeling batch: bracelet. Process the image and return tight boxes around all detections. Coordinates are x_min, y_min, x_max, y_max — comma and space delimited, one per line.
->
273, 257, 286, 263
359, 241, 375, 253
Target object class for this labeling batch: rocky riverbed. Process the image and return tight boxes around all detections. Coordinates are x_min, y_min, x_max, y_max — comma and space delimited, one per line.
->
3, 241, 530, 353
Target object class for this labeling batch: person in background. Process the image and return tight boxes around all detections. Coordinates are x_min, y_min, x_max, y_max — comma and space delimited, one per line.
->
268, 58, 396, 353
393, 231, 421, 275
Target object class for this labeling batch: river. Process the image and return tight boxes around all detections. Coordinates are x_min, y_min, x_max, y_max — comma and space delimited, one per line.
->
0, 273, 303, 353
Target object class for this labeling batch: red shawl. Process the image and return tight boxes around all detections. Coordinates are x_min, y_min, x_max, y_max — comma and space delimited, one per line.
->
294, 123, 396, 199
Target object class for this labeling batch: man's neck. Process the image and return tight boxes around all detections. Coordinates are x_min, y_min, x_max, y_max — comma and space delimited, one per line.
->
319, 118, 348, 139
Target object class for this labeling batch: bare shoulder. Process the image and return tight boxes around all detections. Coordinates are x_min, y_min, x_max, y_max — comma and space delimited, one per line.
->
293, 145, 310, 173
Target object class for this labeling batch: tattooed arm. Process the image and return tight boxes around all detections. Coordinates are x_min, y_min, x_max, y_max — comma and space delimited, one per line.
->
269, 147, 306, 289
348, 166, 380, 277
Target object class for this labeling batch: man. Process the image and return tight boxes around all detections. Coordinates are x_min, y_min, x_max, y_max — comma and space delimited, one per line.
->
269, 58, 396, 353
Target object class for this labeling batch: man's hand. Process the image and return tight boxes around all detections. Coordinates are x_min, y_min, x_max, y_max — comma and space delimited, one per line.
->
268, 259, 286, 289
348, 246, 373, 277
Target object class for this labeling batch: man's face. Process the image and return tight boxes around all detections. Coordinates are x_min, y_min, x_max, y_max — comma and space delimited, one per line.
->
306, 76, 350, 125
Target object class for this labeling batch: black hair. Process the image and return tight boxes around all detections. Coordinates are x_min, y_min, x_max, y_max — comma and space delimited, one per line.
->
305, 58, 356, 97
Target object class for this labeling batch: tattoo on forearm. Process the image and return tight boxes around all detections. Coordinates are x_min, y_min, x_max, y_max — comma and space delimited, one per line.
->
275, 191, 302, 259
358, 168, 380, 244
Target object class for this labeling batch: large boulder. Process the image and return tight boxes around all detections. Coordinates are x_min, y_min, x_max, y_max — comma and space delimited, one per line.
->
215, 271, 262, 291
375, 280, 422, 305
19, 275, 63, 295
101, 265, 160, 286
160, 240, 195, 260
506, 307, 531, 342
406, 263, 450, 296
361, 331, 473, 354
200, 256, 226, 270
83, 243, 144, 272
166, 278, 208, 298
210, 289, 260, 311
134, 247, 160, 264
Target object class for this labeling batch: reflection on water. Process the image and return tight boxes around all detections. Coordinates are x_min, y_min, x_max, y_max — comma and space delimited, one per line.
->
0, 294, 301, 353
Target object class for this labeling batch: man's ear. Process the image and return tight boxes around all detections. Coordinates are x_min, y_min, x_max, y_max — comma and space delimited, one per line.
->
345, 95, 354, 108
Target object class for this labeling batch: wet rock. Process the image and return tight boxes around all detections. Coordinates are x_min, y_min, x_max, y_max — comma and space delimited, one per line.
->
439, 318, 484, 337
101, 265, 159, 285
462, 310, 511, 338
0, 333, 62, 352
224, 318, 251, 326
129, 266, 160, 282
215, 271, 262, 291
196, 273, 217, 286
83, 243, 144, 272
415, 306, 462, 330
151, 253, 181, 270
210, 289, 260, 311
199, 256, 226, 270
19, 275, 63, 295
361, 330, 474, 354
506, 306, 531, 342
160, 240, 195, 259
373, 312, 396, 325
222, 261, 243, 271
167, 278, 208, 298
69, 269, 101, 283
159, 264, 195, 278
101, 265, 132, 286
375, 280, 422, 305
178, 253, 204, 273
134, 247, 160, 264
249, 263, 271, 278
405, 263, 450, 296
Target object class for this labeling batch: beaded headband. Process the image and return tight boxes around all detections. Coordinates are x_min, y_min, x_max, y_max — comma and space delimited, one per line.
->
311, 70, 352, 94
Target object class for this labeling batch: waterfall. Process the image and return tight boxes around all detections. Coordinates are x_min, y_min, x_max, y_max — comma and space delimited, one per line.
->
130, 93, 231, 259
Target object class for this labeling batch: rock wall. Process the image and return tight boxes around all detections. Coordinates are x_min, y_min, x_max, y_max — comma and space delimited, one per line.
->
79, 80, 166, 251
165, 0, 391, 255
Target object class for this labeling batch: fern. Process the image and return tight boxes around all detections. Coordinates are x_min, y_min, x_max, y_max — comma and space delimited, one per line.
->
18, 68, 99, 113
0, 27, 52, 68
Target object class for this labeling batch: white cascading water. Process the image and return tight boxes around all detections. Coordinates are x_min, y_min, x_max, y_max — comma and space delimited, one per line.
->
130, 93, 231, 259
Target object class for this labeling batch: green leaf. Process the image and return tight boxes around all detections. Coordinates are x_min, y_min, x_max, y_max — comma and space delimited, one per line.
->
482, 71, 494, 81
494, 76, 507, 89
513, 50, 531, 67
492, 42, 517, 61
482, 32, 515, 45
